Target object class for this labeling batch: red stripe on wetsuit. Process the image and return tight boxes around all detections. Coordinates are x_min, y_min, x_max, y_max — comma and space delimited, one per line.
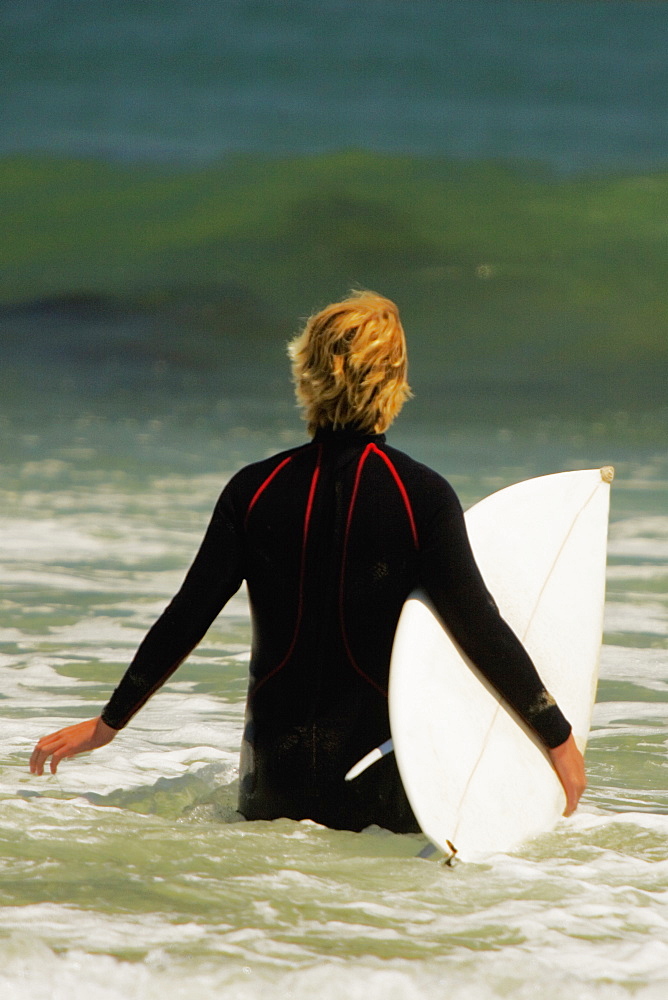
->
250, 446, 322, 693
244, 455, 293, 527
339, 443, 418, 696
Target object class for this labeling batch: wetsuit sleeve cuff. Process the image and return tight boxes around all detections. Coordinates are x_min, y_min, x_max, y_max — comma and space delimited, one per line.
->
533, 704, 572, 750
100, 708, 125, 731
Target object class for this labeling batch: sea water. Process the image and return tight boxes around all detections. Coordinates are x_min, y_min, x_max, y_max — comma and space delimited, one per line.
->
2, 1, 668, 996
3, 0, 668, 171
1, 365, 667, 1000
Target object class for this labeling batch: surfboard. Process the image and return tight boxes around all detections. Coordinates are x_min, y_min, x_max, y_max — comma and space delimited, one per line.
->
347, 467, 612, 862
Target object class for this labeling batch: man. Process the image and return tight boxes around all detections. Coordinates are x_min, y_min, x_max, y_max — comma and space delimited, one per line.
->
31, 291, 585, 829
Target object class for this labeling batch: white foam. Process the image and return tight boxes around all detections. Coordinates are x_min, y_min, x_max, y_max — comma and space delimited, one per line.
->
565, 810, 668, 836
607, 564, 668, 581
1, 902, 668, 1000
608, 517, 668, 561
604, 603, 668, 637
45, 618, 147, 646
0, 518, 106, 559
2, 441, 668, 1000
600, 644, 668, 688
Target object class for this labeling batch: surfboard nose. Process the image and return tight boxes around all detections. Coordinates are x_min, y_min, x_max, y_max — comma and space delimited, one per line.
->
600, 466, 615, 483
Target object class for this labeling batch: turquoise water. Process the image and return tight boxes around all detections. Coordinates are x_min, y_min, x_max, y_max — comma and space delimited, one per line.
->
3, 0, 667, 170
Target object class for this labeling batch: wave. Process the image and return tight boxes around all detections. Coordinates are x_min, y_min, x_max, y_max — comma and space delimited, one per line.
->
2, 152, 668, 380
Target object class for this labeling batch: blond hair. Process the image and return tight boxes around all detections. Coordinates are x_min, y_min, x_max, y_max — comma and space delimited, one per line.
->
287, 290, 411, 435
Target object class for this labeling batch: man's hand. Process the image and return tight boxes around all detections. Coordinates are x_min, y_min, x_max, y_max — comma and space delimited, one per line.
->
30, 716, 117, 776
548, 732, 586, 816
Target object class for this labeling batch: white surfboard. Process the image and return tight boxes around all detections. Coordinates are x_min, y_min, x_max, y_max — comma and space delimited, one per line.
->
390, 467, 613, 861
348, 467, 612, 862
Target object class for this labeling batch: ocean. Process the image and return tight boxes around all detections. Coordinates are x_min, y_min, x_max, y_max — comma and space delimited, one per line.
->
3, 0, 668, 169
2, 1, 668, 998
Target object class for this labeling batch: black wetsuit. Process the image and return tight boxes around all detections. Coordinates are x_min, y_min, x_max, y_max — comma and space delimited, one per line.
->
102, 426, 571, 833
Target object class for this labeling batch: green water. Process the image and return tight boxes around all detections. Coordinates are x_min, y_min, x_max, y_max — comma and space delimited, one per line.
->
4, 2, 668, 994
3, 154, 668, 382
0, 378, 667, 997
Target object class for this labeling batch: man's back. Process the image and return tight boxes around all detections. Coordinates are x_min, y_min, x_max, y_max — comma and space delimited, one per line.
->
237, 425, 431, 831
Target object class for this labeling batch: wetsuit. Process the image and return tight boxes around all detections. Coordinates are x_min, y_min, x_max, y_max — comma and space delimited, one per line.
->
101, 425, 571, 833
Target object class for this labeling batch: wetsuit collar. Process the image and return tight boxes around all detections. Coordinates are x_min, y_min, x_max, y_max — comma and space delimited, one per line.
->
313, 424, 386, 445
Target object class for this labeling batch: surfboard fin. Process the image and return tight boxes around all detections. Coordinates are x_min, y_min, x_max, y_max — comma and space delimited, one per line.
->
344, 738, 394, 781
442, 840, 458, 867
